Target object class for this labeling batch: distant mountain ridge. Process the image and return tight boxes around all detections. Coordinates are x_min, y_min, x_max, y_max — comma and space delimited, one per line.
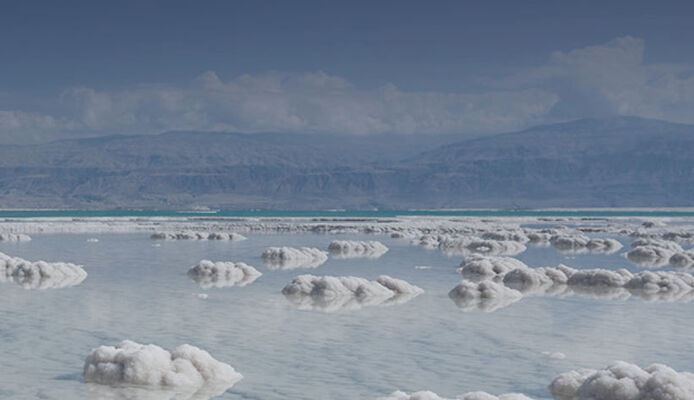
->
0, 117, 692, 209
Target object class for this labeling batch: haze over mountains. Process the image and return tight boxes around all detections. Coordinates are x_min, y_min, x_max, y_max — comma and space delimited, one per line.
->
0, 116, 692, 209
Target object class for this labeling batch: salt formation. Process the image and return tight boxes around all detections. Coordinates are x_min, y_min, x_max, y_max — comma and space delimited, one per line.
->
327, 240, 389, 259
85, 382, 232, 400
448, 280, 523, 312
0, 252, 86, 289
441, 237, 526, 257
282, 274, 423, 312
83, 340, 242, 391
458, 256, 528, 281
550, 234, 622, 254
663, 231, 694, 243
541, 351, 567, 360
549, 361, 694, 400
0, 233, 31, 241
449, 255, 694, 311
670, 250, 694, 269
413, 235, 526, 256
380, 390, 534, 399
625, 239, 682, 268
261, 247, 328, 269
187, 260, 262, 289
151, 231, 246, 241
481, 230, 530, 243
526, 231, 553, 245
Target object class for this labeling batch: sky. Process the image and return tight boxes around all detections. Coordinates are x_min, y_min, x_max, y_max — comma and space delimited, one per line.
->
1, 0, 694, 144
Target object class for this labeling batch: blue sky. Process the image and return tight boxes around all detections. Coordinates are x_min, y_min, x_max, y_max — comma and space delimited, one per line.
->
1, 0, 693, 143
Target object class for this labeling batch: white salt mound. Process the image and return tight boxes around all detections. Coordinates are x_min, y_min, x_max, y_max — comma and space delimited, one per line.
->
448, 280, 523, 312
625, 239, 683, 268
550, 234, 622, 254
83, 340, 242, 391
0, 233, 31, 241
261, 246, 328, 269
542, 351, 567, 360
412, 235, 526, 256
379, 390, 534, 400
328, 240, 389, 259
0, 252, 86, 289
549, 361, 694, 400
282, 274, 423, 311
439, 236, 527, 257
458, 256, 528, 281
151, 231, 246, 241
187, 260, 261, 289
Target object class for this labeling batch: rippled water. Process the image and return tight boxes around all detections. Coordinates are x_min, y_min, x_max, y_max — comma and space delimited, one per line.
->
2, 232, 694, 399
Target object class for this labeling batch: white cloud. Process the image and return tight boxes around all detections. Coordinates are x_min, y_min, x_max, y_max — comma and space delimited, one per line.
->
3, 36, 694, 143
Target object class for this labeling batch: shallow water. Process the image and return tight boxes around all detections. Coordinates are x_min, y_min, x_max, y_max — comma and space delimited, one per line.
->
2, 232, 694, 399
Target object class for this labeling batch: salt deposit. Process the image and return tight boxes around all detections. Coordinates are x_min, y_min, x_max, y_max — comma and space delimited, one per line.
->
458, 256, 528, 281
0, 252, 86, 289
0, 233, 31, 241
450, 260, 694, 312
380, 390, 534, 399
413, 234, 527, 256
549, 361, 694, 400
328, 240, 389, 259
625, 238, 682, 268
448, 280, 523, 312
151, 231, 246, 241
550, 234, 622, 254
282, 274, 423, 311
83, 340, 242, 391
541, 351, 567, 360
187, 260, 262, 289
261, 247, 329, 269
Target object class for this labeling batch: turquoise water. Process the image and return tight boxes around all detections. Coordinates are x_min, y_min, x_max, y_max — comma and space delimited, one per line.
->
2, 209, 694, 218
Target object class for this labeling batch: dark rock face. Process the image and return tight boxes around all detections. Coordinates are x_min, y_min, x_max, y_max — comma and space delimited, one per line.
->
0, 117, 693, 209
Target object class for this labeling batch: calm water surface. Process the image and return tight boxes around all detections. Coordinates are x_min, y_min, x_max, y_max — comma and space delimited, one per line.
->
1, 232, 693, 399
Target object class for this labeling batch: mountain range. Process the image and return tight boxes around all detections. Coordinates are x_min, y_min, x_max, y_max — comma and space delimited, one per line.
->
1, 116, 692, 209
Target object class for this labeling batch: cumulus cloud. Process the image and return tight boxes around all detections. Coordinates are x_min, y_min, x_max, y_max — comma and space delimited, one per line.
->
0, 71, 558, 143
549, 361, 694, 400
151, 231, 246, 241
83, 340, 242, 393
261, 246, 328, 269
0, 252, 87, 289
500, 36, 694, 123
328, 240, 389, 259
187, 260, 261, 289
281, 274, 423, 312
379, 390, 533, 400
5, 36, 694, 143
